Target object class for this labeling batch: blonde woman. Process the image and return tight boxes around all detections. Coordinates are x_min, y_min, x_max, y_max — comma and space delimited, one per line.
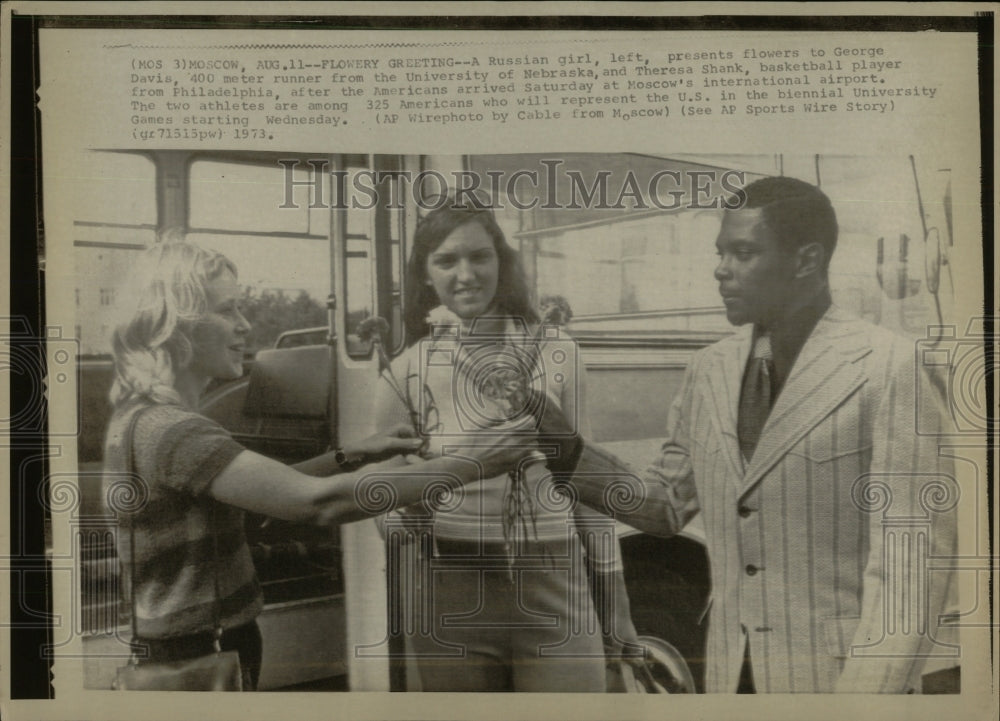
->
103, 241, 532, 690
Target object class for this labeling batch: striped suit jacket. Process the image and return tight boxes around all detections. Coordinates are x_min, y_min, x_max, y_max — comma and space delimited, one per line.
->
577, 307, 956, 692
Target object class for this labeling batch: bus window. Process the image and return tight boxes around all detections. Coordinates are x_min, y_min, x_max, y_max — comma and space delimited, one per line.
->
343, 161, 376, 357
342, 155, 407, 358
816, 155, 943, 337
188, 157, 331, 356
522, 208, 729, 332
468, 152, 946, 340
469, 153, 755, 336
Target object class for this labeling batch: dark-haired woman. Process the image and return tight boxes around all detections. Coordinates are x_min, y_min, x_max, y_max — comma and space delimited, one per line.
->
374, 200, 620, 692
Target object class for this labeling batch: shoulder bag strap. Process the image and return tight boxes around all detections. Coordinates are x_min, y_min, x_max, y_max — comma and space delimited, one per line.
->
121, 405, 146, 654
210, 506, 223, 652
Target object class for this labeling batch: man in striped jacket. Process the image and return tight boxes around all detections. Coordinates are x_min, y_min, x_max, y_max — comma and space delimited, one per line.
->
573, 176, 956, 693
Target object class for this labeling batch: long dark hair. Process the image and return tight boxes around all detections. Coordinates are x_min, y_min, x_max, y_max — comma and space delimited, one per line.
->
403, 201, 538, 343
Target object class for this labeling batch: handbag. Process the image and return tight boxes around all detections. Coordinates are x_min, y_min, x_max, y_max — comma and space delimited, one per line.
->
113, 406, 244, 691
114, 648, 243, 692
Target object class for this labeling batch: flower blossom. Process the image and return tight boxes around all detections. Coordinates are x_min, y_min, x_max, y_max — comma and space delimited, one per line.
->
425, 305, 463, 329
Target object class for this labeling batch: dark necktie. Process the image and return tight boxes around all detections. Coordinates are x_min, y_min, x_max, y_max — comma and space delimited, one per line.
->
738, 334, 774, 462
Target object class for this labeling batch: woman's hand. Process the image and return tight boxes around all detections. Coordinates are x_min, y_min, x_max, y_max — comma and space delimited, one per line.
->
437, 418, 542, 481
345, 424, 424, 462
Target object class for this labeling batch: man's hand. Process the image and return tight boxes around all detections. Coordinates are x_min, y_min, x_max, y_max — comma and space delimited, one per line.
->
345, 424, 424, 462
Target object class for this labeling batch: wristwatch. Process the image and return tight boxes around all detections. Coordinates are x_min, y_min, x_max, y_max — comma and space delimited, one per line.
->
333, 448, 361, 470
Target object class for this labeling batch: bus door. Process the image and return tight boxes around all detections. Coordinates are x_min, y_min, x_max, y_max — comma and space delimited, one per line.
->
332, 154, 411, 690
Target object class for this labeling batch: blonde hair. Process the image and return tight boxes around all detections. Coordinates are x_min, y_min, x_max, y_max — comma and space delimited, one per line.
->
109, 241, 237, 407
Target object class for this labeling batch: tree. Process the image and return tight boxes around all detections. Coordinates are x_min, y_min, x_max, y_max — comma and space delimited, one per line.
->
240, 287, 327, 354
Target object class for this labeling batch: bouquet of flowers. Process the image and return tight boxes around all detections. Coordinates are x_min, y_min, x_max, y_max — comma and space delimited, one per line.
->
477, 300, 575, 569
538, 294, 573, 327
364, 302, 578, 574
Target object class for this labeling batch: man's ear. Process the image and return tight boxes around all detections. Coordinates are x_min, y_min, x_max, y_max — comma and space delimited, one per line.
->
795, 242, 825, 279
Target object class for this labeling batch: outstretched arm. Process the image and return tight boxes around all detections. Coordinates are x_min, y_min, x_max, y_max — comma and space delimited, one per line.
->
207, 424, 535, 526
570, 359, 700, 537
289, 424, 424, 477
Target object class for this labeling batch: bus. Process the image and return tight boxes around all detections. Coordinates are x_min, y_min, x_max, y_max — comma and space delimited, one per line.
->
73, 150, 958, 692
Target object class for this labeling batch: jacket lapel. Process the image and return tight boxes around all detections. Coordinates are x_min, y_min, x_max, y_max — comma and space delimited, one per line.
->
738, 308, 872, 497
704, 326, 752, 479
